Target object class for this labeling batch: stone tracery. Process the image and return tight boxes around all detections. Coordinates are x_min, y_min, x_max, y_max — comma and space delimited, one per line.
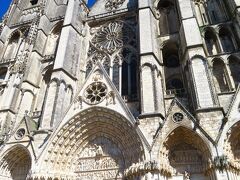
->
91, 22, 125, 54
105, 0, 126, 11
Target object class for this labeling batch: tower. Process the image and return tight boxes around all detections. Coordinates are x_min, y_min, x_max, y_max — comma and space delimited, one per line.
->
0, 0, 240, 179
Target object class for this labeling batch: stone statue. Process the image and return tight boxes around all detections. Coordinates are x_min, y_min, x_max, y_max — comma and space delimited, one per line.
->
106, 91, 116, 106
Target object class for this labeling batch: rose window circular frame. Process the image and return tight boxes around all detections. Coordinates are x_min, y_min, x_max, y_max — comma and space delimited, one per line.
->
172, 112, 184, 122
15, 128, 26, 140
84, 82, 108, 105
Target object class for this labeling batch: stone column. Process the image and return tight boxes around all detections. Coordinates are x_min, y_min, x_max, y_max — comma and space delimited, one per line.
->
138, 1, 164, 115
178, 0, 216, 109
138, 0, 165, 145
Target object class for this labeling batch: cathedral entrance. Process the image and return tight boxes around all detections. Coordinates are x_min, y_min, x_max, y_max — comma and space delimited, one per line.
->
162, 127, 211, 180
39, 107, 144, 179
0, 146, 31, 180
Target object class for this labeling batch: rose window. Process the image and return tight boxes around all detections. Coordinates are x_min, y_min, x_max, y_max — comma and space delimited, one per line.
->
84, 82, 108, 104
173, 113, 184, 122
15, 128, 26, 140
91, 22, 124, 54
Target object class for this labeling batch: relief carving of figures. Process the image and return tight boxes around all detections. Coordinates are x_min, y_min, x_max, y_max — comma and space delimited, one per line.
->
75, 137, 124, 179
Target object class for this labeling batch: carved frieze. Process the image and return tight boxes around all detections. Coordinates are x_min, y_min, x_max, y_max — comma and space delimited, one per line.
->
105, 0, 126, 11
75, 137, 124, 179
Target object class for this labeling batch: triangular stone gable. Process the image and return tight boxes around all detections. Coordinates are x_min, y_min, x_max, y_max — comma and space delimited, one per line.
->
7, 115, 37, 143
88, 0, 137, 17
59, 62, 138, 128
152, 98, 214, 148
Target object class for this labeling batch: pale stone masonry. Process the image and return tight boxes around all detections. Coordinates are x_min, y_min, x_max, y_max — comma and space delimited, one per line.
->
0, 0, 240, 179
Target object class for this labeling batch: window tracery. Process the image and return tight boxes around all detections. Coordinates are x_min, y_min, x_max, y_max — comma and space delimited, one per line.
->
192, 0, 228, 25
84, 82, 108, 105
86, 20, 138, 101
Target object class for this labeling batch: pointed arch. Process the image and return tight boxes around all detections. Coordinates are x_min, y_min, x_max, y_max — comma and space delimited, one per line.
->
157, 0, 180, 35
0, 145, 32, 180
228, 55, 240, 88
219, 27, 235, 53
204, 28, 220, 55
3, 31, 21, 60
44, 21, 63, 56
162, 41, 185, 97
212, 58, 230, 93
33, 107, 145, 179
160, 126, 212, 179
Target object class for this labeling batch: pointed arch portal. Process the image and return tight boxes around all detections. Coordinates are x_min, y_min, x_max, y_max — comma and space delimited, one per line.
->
161, 127, 212, 180
32, 107, 145, 179
0, 146, 31, 180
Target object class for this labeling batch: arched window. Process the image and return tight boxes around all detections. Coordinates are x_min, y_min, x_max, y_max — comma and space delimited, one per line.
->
229, 56, 240, 88
204, 29, 219, 55
219, 28, 235, 53
212, 59, 229, 93
121, 48, 138, 101
158, 0, 180, 35
192, 0, 209, 25
44, 21, 63, 56
4, 31, 20, 60
207, 0, 228, 24
162, 41, 185, 96
0, 67, 7, 81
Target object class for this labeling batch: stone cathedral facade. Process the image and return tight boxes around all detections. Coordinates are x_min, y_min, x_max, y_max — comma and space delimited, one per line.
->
0, 0, 240, 179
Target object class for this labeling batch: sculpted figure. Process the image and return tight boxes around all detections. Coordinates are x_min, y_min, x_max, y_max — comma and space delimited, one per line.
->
106, 91, 116, 106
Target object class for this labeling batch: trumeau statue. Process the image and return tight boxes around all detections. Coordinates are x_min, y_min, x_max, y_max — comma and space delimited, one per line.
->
0, 0, 239, 180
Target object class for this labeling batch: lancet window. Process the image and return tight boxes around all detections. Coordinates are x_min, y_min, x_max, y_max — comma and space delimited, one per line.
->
162, 41, 185, 97
158, 0, 180, 35
192, 0, 228, 25
44, 21, 63, 56
212, 59, 230, 93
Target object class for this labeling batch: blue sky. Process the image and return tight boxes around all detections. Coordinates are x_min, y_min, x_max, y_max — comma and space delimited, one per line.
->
0, 0, 96, 19
0, 0, 12, 19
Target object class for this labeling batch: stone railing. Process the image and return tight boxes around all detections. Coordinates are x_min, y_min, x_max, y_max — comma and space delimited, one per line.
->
41, 54, 55, 63
166, 88, 186, 97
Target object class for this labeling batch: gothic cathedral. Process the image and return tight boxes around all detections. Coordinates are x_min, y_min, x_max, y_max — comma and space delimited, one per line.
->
0, 0, 240, 179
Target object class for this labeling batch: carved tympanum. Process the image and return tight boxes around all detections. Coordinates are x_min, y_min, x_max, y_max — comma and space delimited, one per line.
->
75, 137, 124, 179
